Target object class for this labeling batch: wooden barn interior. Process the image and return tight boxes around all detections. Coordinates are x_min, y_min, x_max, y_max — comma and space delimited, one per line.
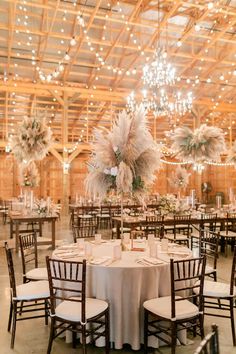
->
0, 1, 236, 354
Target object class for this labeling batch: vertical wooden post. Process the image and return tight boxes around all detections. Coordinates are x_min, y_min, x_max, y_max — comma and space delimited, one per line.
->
86, 99, 89, 142
62, 92, 69, 215
12, 159, 18, 197
229, 115, 232, 147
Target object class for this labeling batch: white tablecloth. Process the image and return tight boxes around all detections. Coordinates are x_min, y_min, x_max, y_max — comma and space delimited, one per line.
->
53, 240, 192, 350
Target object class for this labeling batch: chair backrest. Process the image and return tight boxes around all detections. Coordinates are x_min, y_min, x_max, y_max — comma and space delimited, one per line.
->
170, 256, 206, 320
19, 233, 38, 278
146, 214, 163, 223
72, 224, 97, 242
201, 213, 217, 231
230, 246, 236, 296
194, 324, 219, 354
145, 215, 164, 237
200, 229, 219, 271
78, 215, 95, 227
4, 242, 17, 299
46, 257, 86, 323
173, 214, 191, 236
226, 212, 236, 233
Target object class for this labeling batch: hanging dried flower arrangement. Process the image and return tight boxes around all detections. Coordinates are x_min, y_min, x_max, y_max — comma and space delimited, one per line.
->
85, 105, 162, 202
9, 114, 52, 164
170, 124, 226, 162
168, 166, 190, 190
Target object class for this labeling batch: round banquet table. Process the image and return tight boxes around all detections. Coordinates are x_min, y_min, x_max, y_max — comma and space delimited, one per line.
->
53, 240, 192, 350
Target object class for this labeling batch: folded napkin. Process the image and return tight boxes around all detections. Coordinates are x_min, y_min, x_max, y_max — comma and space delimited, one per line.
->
89, 240, 107, 245
89, 256, 112, 265
167, 250, 190, 255
54, 250, 81, 259
137, 257, 164, 266
57, 244, 77, 250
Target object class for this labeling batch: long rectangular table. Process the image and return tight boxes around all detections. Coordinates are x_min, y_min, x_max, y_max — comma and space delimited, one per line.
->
112, 214, 236, 255
9, 212, 58, 251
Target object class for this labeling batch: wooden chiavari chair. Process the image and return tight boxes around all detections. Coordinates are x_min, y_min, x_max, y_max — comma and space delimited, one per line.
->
199, 229, 220, 281
165, 214, 191, 247
46, 257, 110, 354
194, 324, 219, 354
5, 242, 50, 349
19, 233, 48, 283
143, 256, 206, 354
194, 246, 236, 346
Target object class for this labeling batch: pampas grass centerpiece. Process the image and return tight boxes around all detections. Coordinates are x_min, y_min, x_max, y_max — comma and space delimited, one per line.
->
170, 124, 226, 162
86, 105, 161, 203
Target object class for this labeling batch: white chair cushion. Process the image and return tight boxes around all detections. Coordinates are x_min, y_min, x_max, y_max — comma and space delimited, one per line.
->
175, 224, 190, 228
205, 265, 216, 275
15, 280, 49, 300
26, 267, 48, 281
194, 280, 236, 298
79, 215, 93, 219
165, 234, 188, 241
220, 230, 236, 237
143, 296, 199, 320
55, 297, 108, 322
112, 227, 130, 232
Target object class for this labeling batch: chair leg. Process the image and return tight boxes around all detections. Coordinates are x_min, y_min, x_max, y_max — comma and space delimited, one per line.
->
81, 325, 87, 354
10, 303, 17, 349
72, 325, 77, 348
144, 309, 148, 354
199, 314, 205, 340
171, 321, 177, 354
7, 301, 13, 332
47, 318, 55, 354
230, 299, 236, 345
45, 300, 48, 325
105, 309, 110, 354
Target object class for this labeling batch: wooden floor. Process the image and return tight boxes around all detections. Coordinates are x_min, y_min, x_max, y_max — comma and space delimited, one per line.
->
0, 216, 235, 354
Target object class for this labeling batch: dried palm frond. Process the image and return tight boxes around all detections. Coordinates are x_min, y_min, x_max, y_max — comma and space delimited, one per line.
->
134, 146, 162, 185
92, 129, 117, 169
226, 141, 236, 166
85, 170, 113, 199
116, 161, 133, 193
168, 166, 190, 190
170, 124, 226, 162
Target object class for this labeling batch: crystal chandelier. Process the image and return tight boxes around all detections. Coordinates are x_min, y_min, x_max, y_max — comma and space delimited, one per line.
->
142, 48, 176, 89
126, 89, 193, 117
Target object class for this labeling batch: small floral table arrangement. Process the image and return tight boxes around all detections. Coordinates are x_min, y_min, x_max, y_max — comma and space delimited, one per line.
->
158, 194, 190, 216
34, 198, 53, 216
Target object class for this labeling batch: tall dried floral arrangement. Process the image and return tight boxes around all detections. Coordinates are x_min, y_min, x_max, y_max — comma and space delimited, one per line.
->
9, 113, 52, 164
86, 105, 161, 203
170, 124, 226, 162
